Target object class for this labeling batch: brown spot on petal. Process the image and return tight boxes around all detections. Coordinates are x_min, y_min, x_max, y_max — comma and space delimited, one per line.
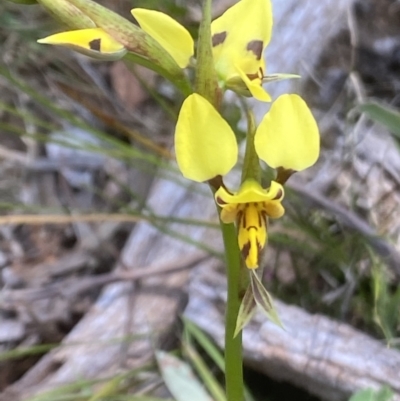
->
212, 32, 227, 47
247, 40, 263, 60
241, 241, 251, 260
89, 38, 101, 51
216, 196, 227, 205
237, 210, 244, 228
272, 189, 283, 200
247, 72, 259, 81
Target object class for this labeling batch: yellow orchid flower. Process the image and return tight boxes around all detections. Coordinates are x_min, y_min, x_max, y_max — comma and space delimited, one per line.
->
132, 0, 273, 101
175, 93, 319, 268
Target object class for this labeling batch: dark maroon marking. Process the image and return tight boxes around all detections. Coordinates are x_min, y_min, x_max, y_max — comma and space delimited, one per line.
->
237, 210, 245, 228
247, 225, 258, 231
241, 241, 251, 259
237, 210, 243, 227
247, 40, 263, 60
261, 210, 267, 220
212, 32, 227, 47
242, 211, 246, 229
257, 211, 262, 227
247, 72, 259, 81
259, 67, 264, 77
89, 38, 101, 51
272, 189, 283, 200
216, 196, 227, 205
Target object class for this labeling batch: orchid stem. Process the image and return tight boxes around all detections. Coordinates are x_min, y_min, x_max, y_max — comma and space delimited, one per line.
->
220, 218, 244, 401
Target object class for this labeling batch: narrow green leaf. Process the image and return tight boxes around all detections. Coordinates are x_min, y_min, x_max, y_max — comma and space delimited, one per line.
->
349, 386, 394, 401
234, 285, 256, 337
88, 377, 122, 401
156, 351, 213, 401
250, 270, 283, 328
349, 388, 375, 401
183, 341, 226, 401
376, 386, 395, 401
359, 101, 400, 138
183, 319, 225, 371
183, 320, 256, 401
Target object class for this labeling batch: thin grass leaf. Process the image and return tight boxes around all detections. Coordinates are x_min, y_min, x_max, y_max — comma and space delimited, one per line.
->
349, 386, 394, 401
183, 319, 224, 371
359, 101, 400, 139
183, 340, 226, 401
0, 344, 58, 361
88, 376, 124, 401
183, 320, 256, 401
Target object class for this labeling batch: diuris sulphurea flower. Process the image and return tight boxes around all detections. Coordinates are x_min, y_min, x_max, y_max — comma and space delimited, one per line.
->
175, 93, 319, 269
34, 0, 189, 87
131, 0, 273, 101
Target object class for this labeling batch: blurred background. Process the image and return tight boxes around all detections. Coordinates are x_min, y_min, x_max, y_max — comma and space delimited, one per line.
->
0, 0, 400, 400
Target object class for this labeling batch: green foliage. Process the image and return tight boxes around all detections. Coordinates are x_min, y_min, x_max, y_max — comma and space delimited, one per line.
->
349, 386, 394, 401
360, 101, 400, 140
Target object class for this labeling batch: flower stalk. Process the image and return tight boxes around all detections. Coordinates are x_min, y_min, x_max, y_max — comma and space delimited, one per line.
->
195, 0, 244, 397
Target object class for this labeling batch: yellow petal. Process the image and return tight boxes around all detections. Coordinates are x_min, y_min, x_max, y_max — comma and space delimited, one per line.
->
215, 179, 283, 205
255, 94, 320, 171
175, 94, 238, 182
131, 8, 194, 68
237, 203, 267, 269
38, 28, 126, 60
220, 203, 239, 224
211, 0, 272, 81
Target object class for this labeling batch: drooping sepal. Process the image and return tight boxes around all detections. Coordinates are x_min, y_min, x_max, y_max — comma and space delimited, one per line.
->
234, 285, 256, 337
175, 94, 238, 182
250, 269, 283, 328
255, 94, 320, 171
38, 28, 126, 61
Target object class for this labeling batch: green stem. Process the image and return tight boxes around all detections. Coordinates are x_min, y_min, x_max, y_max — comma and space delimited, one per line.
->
219, 219, 244, 401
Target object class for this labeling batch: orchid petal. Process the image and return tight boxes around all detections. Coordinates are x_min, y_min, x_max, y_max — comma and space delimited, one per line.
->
175, 94, 238, 182
255, 94, 320, 171
215, 180, 283, 205
131, 8, 194, 68
211, 0, 272, 85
